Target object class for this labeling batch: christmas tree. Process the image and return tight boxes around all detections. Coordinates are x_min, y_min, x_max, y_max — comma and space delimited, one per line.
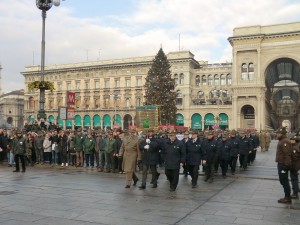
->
144, 48, 177, 125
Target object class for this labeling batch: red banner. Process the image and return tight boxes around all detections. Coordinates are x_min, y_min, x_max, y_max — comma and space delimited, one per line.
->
67, 92, 75, 105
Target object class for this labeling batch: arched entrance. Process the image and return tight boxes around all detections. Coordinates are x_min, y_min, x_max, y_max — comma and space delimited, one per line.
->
265, 58, 300, 130
123, 114, 132, 130
176, 113, 184, 126
240, 105, 255, 129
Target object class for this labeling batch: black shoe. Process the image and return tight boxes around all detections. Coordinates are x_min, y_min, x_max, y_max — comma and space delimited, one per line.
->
22, 170, 26, 173
138, 185, 146, 190
152, 184, 157, 188
192, 184, 197, 188
13, 170, 20, 172
157, 173, 160, 179
125, 185, 130, 188
291, 193, 299, 199
204, 176, 209, 182
133, 179, 139, 186
278, 197, 291, 204
222, 175, 227, 179
170, 188, 176, 192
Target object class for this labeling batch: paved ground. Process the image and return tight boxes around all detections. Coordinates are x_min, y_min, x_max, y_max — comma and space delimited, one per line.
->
0, 140, 299, 225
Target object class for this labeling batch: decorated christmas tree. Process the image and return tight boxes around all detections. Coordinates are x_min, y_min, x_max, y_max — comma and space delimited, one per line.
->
144, 48, 177, 125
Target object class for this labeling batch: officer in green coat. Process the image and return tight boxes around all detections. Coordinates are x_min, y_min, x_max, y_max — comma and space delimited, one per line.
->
12, 130, 28, 172
83, 132, 95, 168
104, 132, 117, 172
74, 129, 85, 167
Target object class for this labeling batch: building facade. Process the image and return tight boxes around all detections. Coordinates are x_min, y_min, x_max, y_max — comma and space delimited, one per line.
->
0, 90, 24, 128
22, 22, 300, 131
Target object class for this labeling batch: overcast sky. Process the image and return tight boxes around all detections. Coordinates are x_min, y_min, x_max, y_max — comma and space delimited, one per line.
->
1, 0, 300, 93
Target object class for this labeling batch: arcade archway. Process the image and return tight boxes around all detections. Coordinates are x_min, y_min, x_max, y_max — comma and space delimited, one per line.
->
265, 58, 300, 130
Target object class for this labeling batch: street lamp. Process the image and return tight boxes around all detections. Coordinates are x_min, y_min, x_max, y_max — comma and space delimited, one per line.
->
110, 93, 121, 128
36, 0, 61, 120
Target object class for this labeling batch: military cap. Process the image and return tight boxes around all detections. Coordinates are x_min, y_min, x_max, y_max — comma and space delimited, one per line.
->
222, 132, 229, 138
183, 131, 189, 135
77, 128, 82, 132
207, 130, 214, 135
275, 127, 287, 135
239, 130, 246, 134
290, 135, 299, 141
190, 130, 198, 135
168, 130, 176, 135
198, 131, 204, 137
230, 129, 237, 135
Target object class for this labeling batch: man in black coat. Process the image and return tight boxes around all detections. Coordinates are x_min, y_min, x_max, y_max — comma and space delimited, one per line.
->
228, 130, 240, 175
139, 130, 160, 189
239, 130, 252, 170
218, 132, 231, 178
186, 130, 206, 188
181, 131, 190, 177
201, 130, 218, 183
161, 131, 186, 191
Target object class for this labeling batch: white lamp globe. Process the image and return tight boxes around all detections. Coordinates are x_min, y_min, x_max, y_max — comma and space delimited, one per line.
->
53, 0, 61, 6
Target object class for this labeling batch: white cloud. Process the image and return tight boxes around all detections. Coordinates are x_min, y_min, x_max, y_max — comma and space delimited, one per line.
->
0, 0, 300, 93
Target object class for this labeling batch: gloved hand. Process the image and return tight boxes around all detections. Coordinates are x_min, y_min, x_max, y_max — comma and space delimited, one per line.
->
144, 144, 150, 150
146, 138, 150, 144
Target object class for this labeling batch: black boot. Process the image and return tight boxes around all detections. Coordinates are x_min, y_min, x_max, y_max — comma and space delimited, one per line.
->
278, 195, 292, 204
291, 192, 299, 199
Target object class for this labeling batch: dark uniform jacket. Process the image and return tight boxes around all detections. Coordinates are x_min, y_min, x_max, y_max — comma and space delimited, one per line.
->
186, 138, 205, 165
58, 135, 68, 153
12, 136, 28, 155
275, 136, 292, 167
291, 144, 300, 171
239, 136, 252, 155
201, 138, 218, 162
161, 139, 186, 170
139, 138, 160, 165
217, 139, 232, 161
228, 137, 240, 157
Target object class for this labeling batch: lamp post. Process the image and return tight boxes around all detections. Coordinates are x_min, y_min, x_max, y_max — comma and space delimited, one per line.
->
110, 93, 121, 128
36, 0, 61, 120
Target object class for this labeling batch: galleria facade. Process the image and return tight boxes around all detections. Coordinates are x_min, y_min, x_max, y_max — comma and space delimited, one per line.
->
22, 22, 300, 131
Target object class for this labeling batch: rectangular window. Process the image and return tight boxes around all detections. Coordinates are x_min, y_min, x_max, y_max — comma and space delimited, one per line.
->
95, 81, 100, 89
104, 79, 110, 88
66, 82, 71, 90
57, 83, 62, 91
115, 79, 120, 88
136, 78, 142, 87
126, 79, 131, 87
76, 81, 80, 90
85, 81, 90, 89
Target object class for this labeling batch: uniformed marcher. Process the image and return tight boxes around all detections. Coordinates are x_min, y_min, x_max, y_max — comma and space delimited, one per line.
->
181, 131, 190, 177
290, 135, 300, 199
239, 131, 252, 170
275, 127, 293, 204
12, 130, 28, 172
202, 130, 218, 183
218, 132, 231, 178
161, 130, 186, 191
119, 129, 141, 188
139, 130, 160, 189
186, 130, 206, 188
228, 130, 239, 175
74, 129, 85, 167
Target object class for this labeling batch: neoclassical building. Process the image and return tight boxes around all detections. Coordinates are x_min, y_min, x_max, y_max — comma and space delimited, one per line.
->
22, 21, 300, 131
0, 89, 24, 128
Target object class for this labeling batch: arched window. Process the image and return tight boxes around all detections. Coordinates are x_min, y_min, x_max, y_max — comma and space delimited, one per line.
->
202, 75, 207, 85
227, 74, 232, 85
136, 97, 142, 106
248, 63, 254, 80
214, 74, 219, 86
29, 97, 35, 110
208, 75, 213, 85
197, 91, 204, 98
126, 98, 131, 107
174, 74, 178, 86
179, 73, 184, 85
195, 75, 200, 86
220, 74, 226, 85
176, 90, 183, 105
241, 63, 248, 80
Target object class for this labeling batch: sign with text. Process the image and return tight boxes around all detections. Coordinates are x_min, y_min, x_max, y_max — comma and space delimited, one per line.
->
58, 107, 67, 120
67, 92, 75, 105
67, 107, 75, 120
